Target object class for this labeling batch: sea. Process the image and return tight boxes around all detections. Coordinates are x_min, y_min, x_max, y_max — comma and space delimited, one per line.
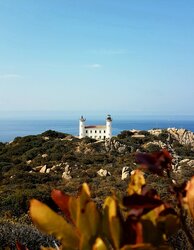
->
0, 118, 194, 143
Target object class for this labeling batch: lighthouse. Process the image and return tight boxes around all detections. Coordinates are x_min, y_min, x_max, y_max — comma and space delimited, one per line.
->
79, 116, 86, 139
106, 114, 112, 139
79, 115, 112, 140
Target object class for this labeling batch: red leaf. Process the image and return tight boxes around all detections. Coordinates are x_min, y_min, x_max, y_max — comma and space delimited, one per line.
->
135, 149, 172, 176
16, 242, 28, 250
159, 207, 177, 216
123, 194, 163, 209
123, 217, 143, 245
51, 189, 73, 224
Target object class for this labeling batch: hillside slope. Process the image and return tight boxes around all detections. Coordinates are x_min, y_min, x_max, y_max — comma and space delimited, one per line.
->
0, 128, 194, 218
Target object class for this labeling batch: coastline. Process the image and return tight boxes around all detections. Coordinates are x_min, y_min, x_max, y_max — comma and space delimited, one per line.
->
0, 118, 194, 143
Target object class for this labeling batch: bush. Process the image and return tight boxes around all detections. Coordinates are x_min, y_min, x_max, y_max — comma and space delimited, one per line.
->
41, 130, 68, 139
145, 143, 161, 153
0, 220, 56, 250
117, 130, 133, 139
157, 130, 169, 142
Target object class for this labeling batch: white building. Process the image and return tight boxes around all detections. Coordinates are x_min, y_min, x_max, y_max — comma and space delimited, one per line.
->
79, 115, 112, 140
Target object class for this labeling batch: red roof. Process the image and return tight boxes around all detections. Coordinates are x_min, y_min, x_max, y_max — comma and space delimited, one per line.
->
85, 125, 106, 129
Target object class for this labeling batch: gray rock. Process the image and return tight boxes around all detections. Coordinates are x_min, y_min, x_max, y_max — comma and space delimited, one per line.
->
33, 165, 43, 171
121, 167, 130, 180
46, 168, 50, 174
187, 160, 194, 167
39, 165, 47, 173
179, 159, 190, 164
65, 165, 70, 172
51, 165, 56, 170
42, 154, 48, 158
105, 139, 128, 153
97, 169, 111, 177
62, 172, 72, 180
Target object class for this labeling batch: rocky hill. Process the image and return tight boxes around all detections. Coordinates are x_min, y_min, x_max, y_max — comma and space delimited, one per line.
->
0, 128, 194, 218
0, 128, 194, 249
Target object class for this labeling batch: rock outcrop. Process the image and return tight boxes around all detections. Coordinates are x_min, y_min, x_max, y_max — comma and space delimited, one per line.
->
97, 169, 111, 177
62, 165, 72, 180
105, 139, 129, 153
167, 128, 194, 147
39, 165, 47, 173
121, 167, 130, 180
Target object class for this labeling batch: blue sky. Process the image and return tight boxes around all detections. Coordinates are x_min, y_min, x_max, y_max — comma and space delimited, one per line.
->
0, 0, 194, 118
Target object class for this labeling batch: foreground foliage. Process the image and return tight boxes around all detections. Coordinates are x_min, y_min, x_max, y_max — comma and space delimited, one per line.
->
15, 150, 193, 250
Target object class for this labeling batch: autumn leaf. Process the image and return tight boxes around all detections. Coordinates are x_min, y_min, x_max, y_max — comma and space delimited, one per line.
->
123, 194, 163, 210
121, 243, 156, 250
16, 242, 28, 250
136, 149, 172, 176
92, 238, 108, 250
123, 216, 143, 245
51, 189, 73, 224
30, 199, 79, 249
103, 197, 122, 249
184, 176, 194, 218
128, 170, 145, 195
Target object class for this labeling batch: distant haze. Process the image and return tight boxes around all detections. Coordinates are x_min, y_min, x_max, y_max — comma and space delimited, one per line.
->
0, 1, 194, 117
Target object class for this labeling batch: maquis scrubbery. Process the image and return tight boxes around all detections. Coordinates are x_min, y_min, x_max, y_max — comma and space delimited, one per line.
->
16, 150, 194, 250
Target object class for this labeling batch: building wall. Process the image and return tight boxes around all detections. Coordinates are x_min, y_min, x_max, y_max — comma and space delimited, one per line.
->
79, 115, 112, 140
85, 128, 106, 140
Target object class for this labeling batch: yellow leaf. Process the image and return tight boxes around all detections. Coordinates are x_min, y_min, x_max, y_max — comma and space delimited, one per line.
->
71, 183, 100, 249
69, 196, 78, 224
79, 235, 91, 250
68, 183, 91, 228
121, 243, 158, 249
82, 182, 91, 196
30, 199, 79, 250
141, 205, 165, 226
103, 197, 122, 249
128, 170, 145, 195
110, 216, 122, 249
103, 196, 117, 220
41, 248, 61, 250
79, 183, 91, 211
92, 238, 108, 250
78, 201, 101, 237
185, 176, 194, 218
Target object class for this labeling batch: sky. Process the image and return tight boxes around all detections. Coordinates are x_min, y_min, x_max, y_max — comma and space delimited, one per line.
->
0, 0, 194, 119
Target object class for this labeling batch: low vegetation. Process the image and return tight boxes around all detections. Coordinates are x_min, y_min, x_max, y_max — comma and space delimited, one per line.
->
0, 129, 194, 249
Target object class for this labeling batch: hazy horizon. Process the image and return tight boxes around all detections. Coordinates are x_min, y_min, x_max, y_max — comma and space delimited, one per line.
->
0, 110, 194, 121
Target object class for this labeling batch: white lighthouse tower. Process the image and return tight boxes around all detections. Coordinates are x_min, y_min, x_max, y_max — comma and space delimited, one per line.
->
79, 116, 86, 139
106, 114, 112, 139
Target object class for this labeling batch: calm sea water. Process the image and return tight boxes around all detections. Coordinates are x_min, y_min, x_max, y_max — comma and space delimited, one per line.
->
0, 119, 194, 143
